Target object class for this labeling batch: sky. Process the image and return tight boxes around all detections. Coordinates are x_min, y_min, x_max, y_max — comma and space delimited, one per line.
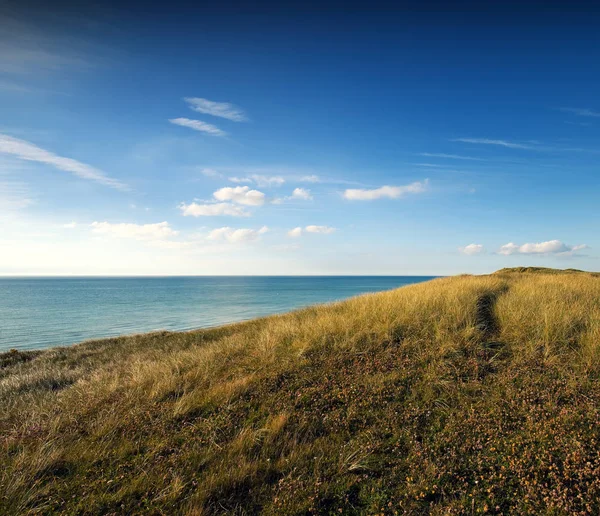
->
1, 1, 599, 275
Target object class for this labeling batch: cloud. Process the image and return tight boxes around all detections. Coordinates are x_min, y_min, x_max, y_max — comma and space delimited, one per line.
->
299, 175, 320, 183
498, 240, 588, 256
498, 243, 520, 255
90, 221, 178, 241
451, 138, 535, 150
229, 174, 285, 187
0, 16, 91, 76
213, 186, 265, 206
184, 97, 248, 122
298, 174, 362, 186
559, 107, 600, 118
306, 225, 336, 234
0, 134, 127, 190
274, 187, 313, 204
169, 118, 226, 137
199, 168, 221, 178
250, 175, 285, 187
208, 226, 268, 243
288, 225, 336, 237
460, 243, 484, 255
0, 180, 34, 210
419, 152, 486, 161
179, 202, 249, 217
291, 187, 312, 200
343, 180, 428, 201
63, 222, 77, 229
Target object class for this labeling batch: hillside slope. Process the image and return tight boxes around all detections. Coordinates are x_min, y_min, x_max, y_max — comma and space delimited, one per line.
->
2, 270, 600, 514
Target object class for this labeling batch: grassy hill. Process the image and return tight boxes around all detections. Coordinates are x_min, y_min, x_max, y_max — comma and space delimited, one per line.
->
2, 269, 600, 514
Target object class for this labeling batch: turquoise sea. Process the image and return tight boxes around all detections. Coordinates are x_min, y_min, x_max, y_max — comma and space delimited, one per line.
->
0, 276, 435, 352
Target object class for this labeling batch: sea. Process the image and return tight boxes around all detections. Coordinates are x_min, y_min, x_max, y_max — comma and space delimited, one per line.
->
0, 276, 435, 352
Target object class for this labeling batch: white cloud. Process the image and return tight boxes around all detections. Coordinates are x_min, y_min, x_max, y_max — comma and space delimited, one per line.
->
299, 174, 320, 183
0, 180, 34, 210
184, 97, 247, 122
498, 240, 588, 256
288, 225, 336, 237
305, 225, 336, 234
251, 175, 285, 187
229, 174, 285, 187
498, 243, 520, 255
90, 221, 178, 241
274, 187, 313, 204
460, 243, 484, 255
208, 226, 268, 243
199, 168, 221, 178
179, 202, 249, 217
452, 138, 535, 150
559, 107, 600, 118
296, 174, 358, 185
343, 180, 428, 201
63, 222, 77, 229
213, 186, 265, 206
291, 187, 312, 200
0, 134, 127, 190
419, 153, 486, 161
169, 118, 226, 137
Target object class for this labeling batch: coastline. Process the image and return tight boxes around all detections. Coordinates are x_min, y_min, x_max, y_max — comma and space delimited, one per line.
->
3, 269, 600, 514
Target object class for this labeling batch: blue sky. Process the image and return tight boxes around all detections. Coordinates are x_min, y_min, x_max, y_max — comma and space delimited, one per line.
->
1, 3, 599, 275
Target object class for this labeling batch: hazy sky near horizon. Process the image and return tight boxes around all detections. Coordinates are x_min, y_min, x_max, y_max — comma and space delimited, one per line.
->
1, 1, 599, 275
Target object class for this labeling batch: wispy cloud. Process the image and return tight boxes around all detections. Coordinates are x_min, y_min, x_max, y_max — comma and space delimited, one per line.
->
289, 225, 335, 237
451, 138, 536, 150
299, 174, 321, 183
419, 152, 486, 161
184, 97, 248, 122
343, 180, 428, 201
91, 221, 178, 241
459, 243, 484, 255
0, 180, 34, 210
559, 107, 600, 118
179, 202, 249, 217
0, 47, 87, 75
0, 134, 127, 190
498, 240, 587, 256
0, 16, 91, 76
297, 174, 362, 186
229, 174, 285, 187
169, 118, 226, 136
453, 137, 600, 155
213, 186, 265, 206
208, 226, 268, 243
199, 168, 222, 178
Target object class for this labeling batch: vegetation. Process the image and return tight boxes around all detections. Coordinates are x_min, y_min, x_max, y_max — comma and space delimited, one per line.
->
2, 268, 600, 515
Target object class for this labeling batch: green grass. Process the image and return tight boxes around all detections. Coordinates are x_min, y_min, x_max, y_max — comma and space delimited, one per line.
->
2, 269, 600, 514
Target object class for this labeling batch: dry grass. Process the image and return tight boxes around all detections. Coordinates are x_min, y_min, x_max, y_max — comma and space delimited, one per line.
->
1, 268, 600, 514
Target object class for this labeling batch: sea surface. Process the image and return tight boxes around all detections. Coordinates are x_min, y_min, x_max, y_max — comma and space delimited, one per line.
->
0, 276, 435, 352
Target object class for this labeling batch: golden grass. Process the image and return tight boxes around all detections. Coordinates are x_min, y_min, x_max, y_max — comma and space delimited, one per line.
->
1, 269, 600, 514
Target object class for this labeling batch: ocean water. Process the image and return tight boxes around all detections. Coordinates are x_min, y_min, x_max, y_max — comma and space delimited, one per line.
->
0, 276, 435, 352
